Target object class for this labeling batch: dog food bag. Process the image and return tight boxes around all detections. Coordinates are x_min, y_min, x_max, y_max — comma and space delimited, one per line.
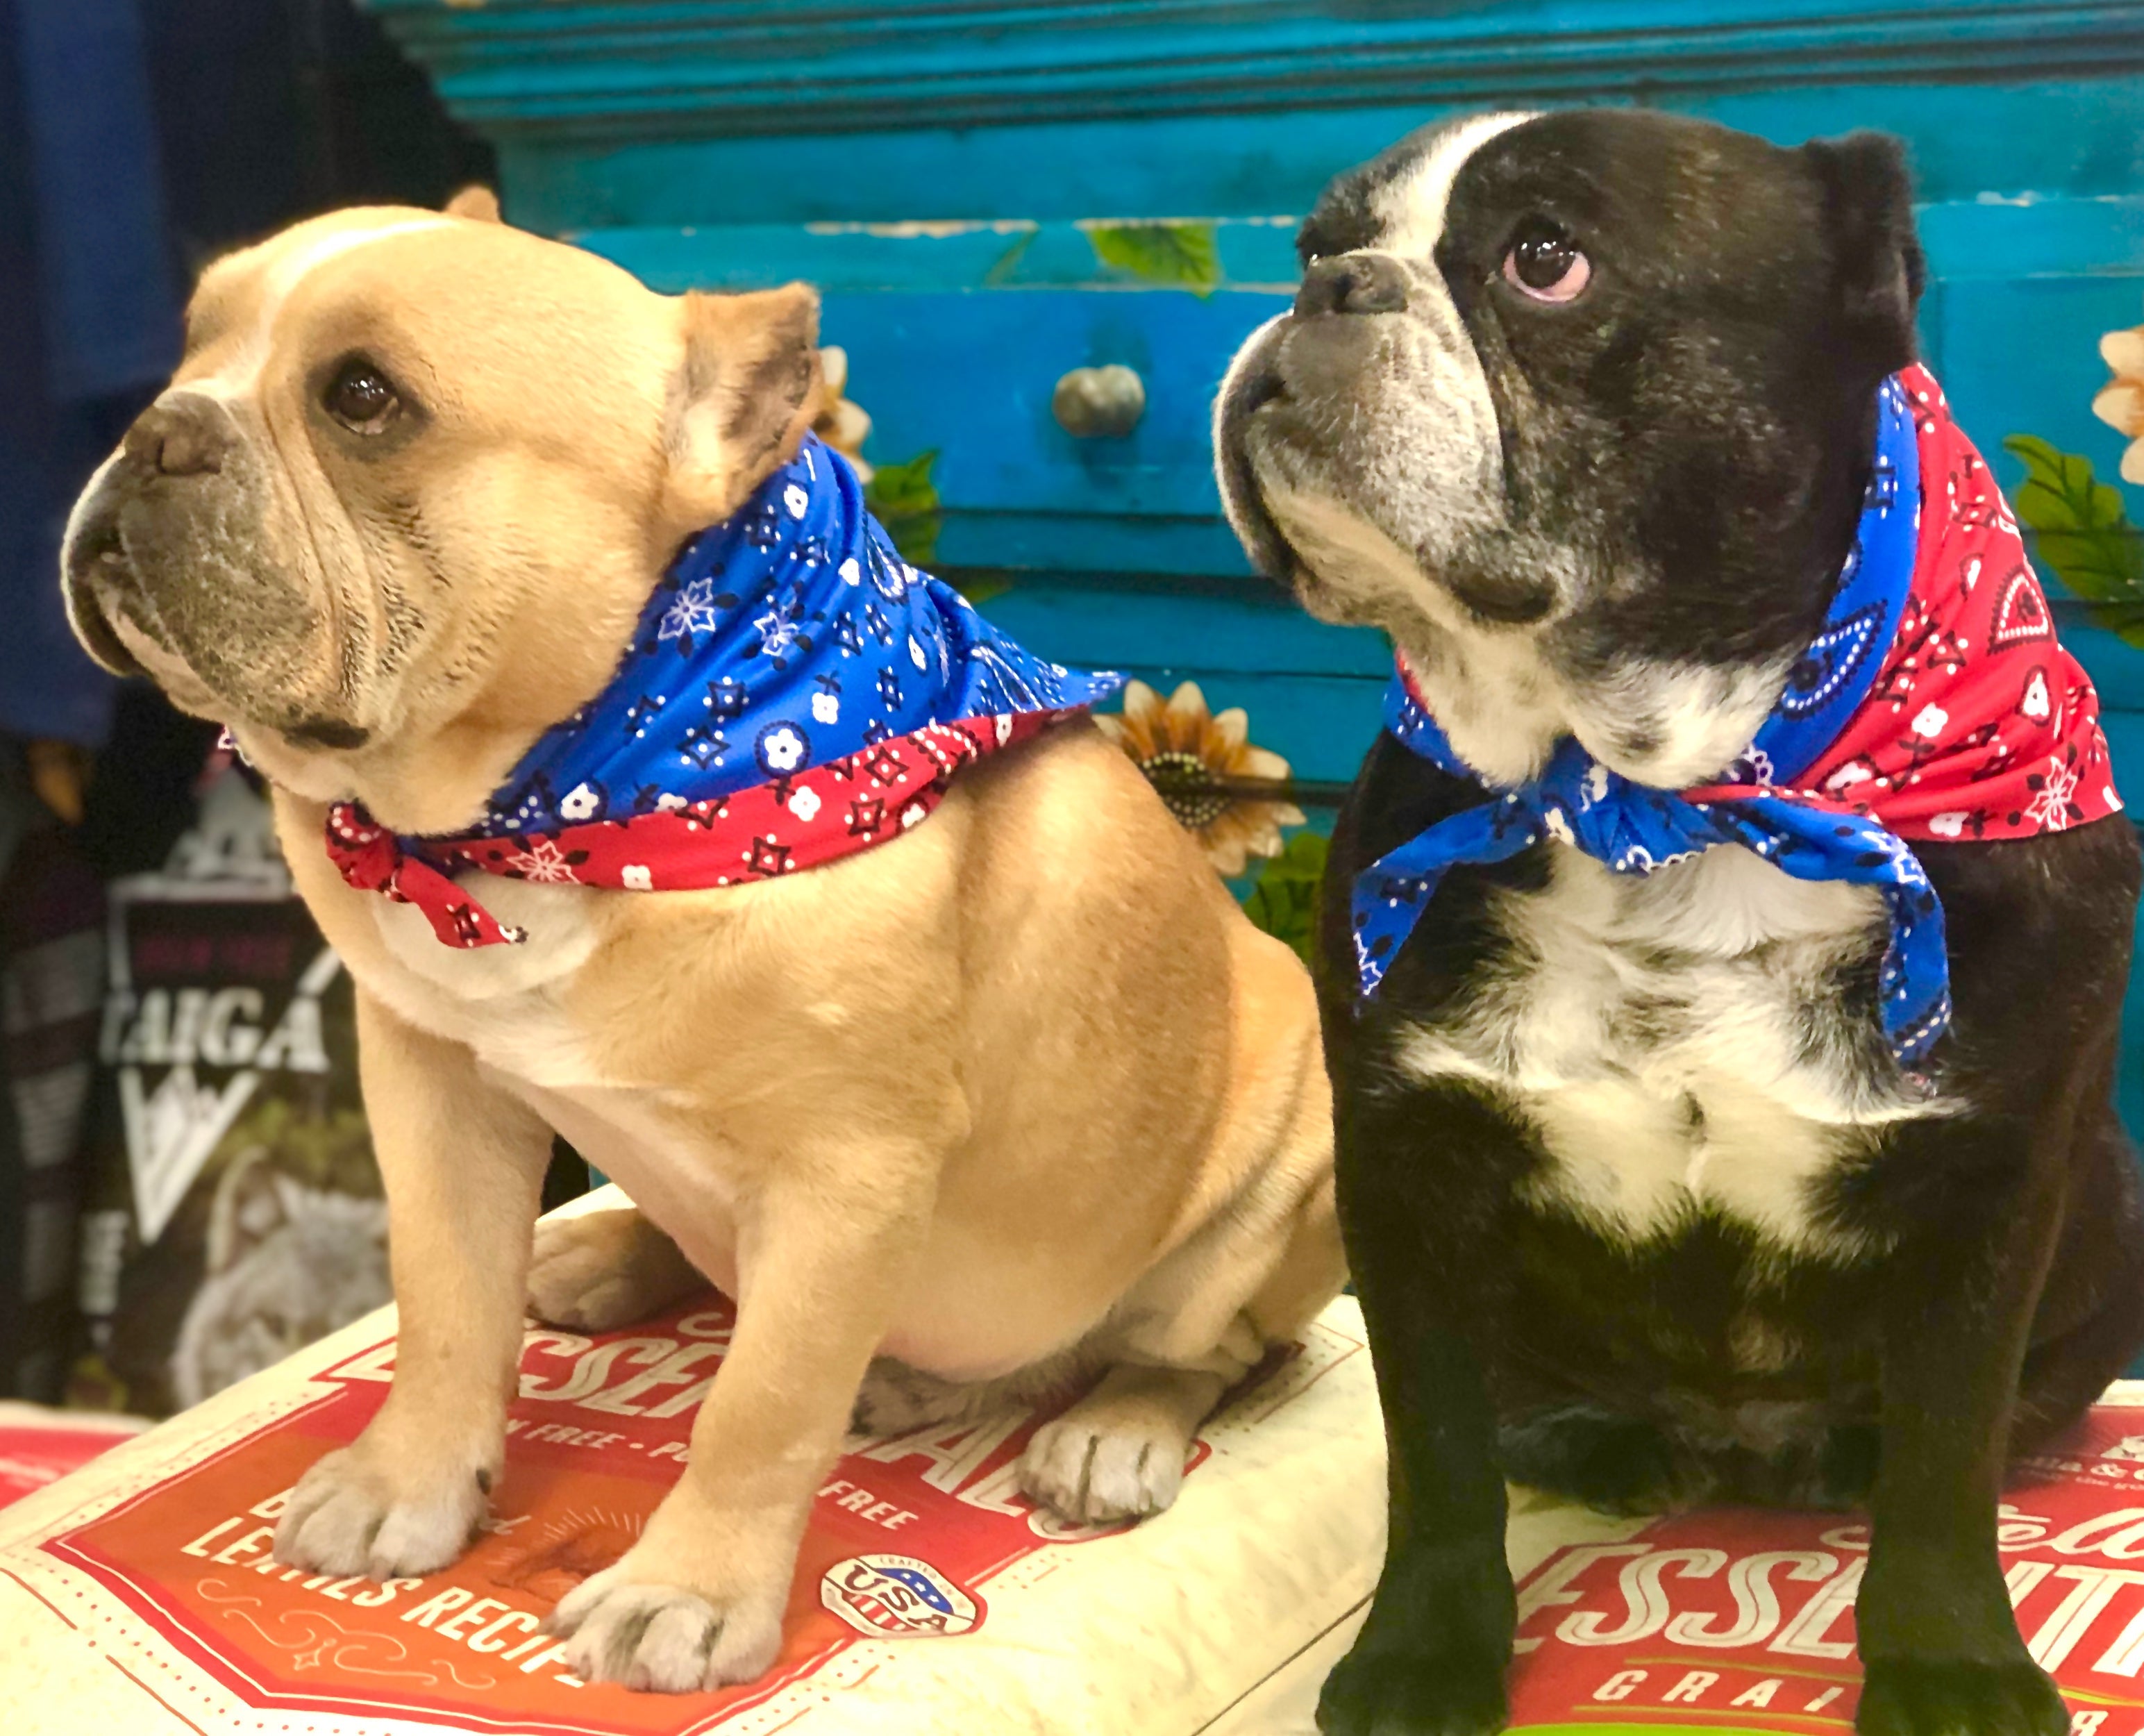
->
66, 765, 391, 1419
0, 1186, 1385, 1736
0, 1401, 146, 1512
1486, 1414, 2144, 1735
1186, 1392, 2144, 1736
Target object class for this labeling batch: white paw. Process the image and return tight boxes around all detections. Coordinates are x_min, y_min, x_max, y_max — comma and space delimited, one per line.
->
272, 1444, 488, 1578
545, 1563, 782, 1692
526, 1211, 675, 1332
1018, 1411, 1190, 1524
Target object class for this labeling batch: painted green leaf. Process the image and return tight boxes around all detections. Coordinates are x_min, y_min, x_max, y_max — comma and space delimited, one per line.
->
862, 450, 1011, 601
1239, 829, 1329, 967
866, 449, 939, 519
2002, 435, 2144, 612
864, 449, 943, 566
982, 230, 1036, 287
1085, 221, 1221, 294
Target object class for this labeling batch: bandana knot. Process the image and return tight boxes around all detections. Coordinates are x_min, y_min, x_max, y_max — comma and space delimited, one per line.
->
1352, 366, 2122, 1069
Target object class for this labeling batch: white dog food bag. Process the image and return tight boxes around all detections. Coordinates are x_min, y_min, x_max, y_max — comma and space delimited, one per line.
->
0, 1198, 1387, 1735
15, 1222, 2144, 1735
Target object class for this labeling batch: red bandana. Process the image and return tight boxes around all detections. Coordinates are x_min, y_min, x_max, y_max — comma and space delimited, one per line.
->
1688, 365, 2120, 839
326, 710, 1077, 950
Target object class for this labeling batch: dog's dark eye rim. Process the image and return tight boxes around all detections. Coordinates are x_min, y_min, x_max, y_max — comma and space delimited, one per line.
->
1505, 219, 1584, 290
322, 356, 405, 433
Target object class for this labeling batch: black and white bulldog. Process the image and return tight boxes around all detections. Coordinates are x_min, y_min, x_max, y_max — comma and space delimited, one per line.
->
1215, 108, 2144, 1736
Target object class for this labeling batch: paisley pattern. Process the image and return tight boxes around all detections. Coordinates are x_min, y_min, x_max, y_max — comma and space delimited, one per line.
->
1775, 603, 1885, 720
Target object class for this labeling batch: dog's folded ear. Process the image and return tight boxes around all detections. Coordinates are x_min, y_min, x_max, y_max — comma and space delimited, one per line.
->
444, 185, 503, 224
1801, 131, 1926, 385
663, 283, 823, 533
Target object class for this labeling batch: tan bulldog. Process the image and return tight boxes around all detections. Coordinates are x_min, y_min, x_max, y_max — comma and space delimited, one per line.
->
60, 190, 1343, 1693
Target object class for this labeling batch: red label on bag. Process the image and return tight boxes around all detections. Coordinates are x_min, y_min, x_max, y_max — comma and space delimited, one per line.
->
1507, 1405, 2144, 1731
35, 1292, 1220, 1734
0, 1419, 136, 1510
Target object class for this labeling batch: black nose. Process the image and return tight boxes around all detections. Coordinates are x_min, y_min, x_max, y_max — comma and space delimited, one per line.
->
1294, 253, 1410, 318
122, 397, 237, 478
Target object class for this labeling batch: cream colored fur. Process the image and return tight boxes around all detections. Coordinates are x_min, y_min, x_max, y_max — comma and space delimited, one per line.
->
65, 197, 1342, 1694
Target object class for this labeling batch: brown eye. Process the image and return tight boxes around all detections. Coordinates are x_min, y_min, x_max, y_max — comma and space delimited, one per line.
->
325, 360, 399, 432
1502, 221, 1591, 303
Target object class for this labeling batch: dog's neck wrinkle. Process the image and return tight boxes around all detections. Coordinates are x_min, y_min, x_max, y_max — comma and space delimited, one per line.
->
230, 711, 526, 836
354, 720, 545, 836
359, 540, 671, 833
237, 587, 648, 835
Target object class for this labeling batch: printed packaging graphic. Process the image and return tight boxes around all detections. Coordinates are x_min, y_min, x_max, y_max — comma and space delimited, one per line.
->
0, 1404, 144, 1511
1505, 1405, 2144, 1732
69, 769, 389, 1419
26, 1291, 1226, 1734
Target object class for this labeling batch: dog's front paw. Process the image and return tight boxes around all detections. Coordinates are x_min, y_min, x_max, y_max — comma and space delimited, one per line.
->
1856, 1658, 2068, 1736
1316, 1642, 1508, 1736
273, 1442, 489, 1579
544, 1561, 783, 1692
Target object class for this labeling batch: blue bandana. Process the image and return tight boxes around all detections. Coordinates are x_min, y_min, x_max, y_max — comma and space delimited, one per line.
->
477, 436, 1121, 837
325, 437, 1122, 948
1351, 375, 1953, 1068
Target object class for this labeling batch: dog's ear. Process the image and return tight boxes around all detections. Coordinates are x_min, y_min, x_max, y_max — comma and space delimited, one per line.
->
663, 283, 823, 531
444, 185, 503, 224
1801, 131, 1925, 381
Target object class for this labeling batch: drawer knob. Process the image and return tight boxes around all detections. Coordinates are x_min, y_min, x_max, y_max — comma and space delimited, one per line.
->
1052, 364, 1146, 439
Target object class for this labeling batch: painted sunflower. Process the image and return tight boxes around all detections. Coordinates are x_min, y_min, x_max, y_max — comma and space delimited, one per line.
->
1095, 679, 1306, 875
2093, 326, 2144, 484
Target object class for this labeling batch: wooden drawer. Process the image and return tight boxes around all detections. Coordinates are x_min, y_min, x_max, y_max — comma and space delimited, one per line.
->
582, 222, 1302, 576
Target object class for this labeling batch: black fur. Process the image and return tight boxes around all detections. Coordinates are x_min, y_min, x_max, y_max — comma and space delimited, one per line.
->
1220, 109, 2144, 1736
1222, 112, 1927, 692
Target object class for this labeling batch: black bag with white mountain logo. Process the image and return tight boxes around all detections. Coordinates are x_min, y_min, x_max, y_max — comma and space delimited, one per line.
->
68, 765, 390, 1417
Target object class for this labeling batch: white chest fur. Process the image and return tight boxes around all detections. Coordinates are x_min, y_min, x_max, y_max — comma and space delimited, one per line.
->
365, 876, 607, 1085
1394, 842, 1949, 1253
355, 877, 744, 1291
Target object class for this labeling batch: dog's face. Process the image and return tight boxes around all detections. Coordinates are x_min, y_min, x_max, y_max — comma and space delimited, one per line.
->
65, 196, 821, 831
1216, 110, 1925, 785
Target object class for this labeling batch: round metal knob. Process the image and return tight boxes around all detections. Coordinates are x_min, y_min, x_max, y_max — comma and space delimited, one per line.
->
1052, 364, 1146, 439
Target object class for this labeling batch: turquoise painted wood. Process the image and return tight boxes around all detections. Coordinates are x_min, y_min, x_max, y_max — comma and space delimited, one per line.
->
365, 0, 2144, 1129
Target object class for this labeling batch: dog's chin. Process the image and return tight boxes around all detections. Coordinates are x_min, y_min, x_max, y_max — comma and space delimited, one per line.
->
1286, 567, 1381, 632
101, 612, 226, 720
65, 581, 146, 678
1255, 473, 1559, 649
